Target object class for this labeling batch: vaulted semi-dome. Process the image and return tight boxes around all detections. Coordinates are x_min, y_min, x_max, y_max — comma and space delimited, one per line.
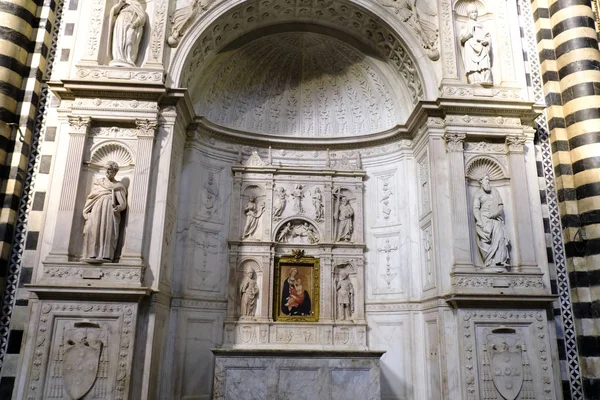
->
194, 31, 411, 137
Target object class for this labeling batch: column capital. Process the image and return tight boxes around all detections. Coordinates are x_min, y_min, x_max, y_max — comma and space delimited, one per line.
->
67, 116, 92, 134
444, 133, 466, 152
505, 135, 527, 153
135, 119, 158, 138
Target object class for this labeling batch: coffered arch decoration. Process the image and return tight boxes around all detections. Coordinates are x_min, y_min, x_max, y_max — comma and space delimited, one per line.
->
170, 0, 437, 110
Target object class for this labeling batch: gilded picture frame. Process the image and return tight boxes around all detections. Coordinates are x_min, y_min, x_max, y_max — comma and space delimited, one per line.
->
274, 254, 320, 322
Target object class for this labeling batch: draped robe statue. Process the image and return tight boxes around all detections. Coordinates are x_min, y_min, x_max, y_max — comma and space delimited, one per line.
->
336, 197, 354, 242
240, 270, 259, 317
83, 162, 127, 262
109, 0, 146, 67
473, 175, 509, 269
460, 4, 492, 86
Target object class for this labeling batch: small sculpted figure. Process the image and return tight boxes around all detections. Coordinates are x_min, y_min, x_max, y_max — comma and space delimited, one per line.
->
473, 175, 510, 269
109, 0, 146, 67
460, 4, 493, 86
291, 184, 305, 214
336, 197, 355, 242
336, 272, 354, 320
273, 186, 287, 220
82, 161, 127, 262
240, 269, 259, 317
311, 187, 324, 222
242, 196, 265, 239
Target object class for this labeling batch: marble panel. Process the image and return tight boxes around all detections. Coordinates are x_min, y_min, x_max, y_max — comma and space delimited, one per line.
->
330, 369, 372, 400
277, 368, 320, 400
224, 368, 267, 399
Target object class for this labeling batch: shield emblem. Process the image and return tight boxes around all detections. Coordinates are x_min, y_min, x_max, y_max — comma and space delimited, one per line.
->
336, 328, 350, 344
241, 326, 253, 343
63, 336, 102, 400
491, 343, 523, 400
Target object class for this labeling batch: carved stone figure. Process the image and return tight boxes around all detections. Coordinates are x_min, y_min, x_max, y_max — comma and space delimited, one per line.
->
240, 269, 259, 317
335, 197, 354, 242
204, 172, 218, 210
473, 175, 509, 269
276, 222, 293, 242
291, 184, 305, 214
460, 4, 493, 86
168, 0, 211, 47
273, 186, 287, 220
109, 0, 146, 67
242, 196, 266, 239
377, 0, 439, 60
311, 187, 324, 222
83, 161, 127, 262
336, 272, 354, 320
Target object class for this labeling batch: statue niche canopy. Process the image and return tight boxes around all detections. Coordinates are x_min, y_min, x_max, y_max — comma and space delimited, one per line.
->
192, 31, 412, 138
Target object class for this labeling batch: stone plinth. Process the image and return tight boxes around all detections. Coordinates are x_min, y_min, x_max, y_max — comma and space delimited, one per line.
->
212, 349, 384, 400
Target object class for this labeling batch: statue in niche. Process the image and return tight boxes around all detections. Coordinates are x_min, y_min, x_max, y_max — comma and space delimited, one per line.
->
334, 190, 354, 242
242, 196, 266, 239
336, 272, 354, 321
82, 161, 127, 262
273, 186, 287, 220
109, 0, 146, 67
204, 172, 218, 210
473, 175, 510, 269
460, 3, 493, 86
291, 184, 305, 214
240, 269, 259, 317
311, 187, 324, 222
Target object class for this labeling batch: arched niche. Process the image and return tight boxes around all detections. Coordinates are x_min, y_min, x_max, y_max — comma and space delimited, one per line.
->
168, 0, 438, 111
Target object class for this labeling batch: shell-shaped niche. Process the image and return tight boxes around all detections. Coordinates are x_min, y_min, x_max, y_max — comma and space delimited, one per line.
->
466, 157, 505, 181
454, 0, 488, 16
90, 143, 133, 168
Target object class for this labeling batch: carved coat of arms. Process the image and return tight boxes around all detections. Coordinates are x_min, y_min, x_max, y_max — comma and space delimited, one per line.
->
490, 342, 524, 400
63, 328, 103, 400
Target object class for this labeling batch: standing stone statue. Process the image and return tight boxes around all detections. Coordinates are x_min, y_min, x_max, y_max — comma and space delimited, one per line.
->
311, 187, 324, 222
273, 186, 287, 220
240, 269, 259, 317
460, 3, 492, 86
242, 196, 266, 239
109, 0, 146, 67
291, 184, 305, 214
473, 175, 509, 269
336, 272, 354, 320
336, 197, 355, 242
82, 161, 128, 262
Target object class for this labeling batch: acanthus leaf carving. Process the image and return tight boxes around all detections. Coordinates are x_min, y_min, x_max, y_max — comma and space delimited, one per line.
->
444, 132, 466, 152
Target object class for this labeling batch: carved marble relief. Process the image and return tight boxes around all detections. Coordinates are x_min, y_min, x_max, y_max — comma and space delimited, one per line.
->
82, 161, 128, 263
421, 224, 435, 290
418, 155, 430, 216
63, 321, 104, 400
311, 187, 324, 222
203, 171, 219, 211
378, 238, 400, 290
168, 0, 212, 47
276, 220, 320, 244
376, 0, 440, 60
457, 2, 493, 86
379, 176, 394, 221
109, 0, 147, 67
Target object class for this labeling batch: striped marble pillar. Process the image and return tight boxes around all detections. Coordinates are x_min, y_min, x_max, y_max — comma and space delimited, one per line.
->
532, 0, 600, 395
0, 0, 50, 294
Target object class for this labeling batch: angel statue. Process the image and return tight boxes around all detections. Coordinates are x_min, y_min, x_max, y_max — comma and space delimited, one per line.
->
168, 0, 213, 47
291, 184, 305, 214
377, 0, 439, 60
